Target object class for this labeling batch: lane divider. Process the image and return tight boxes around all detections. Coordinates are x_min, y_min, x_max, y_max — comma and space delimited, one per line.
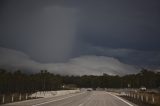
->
78, 94, 93, 106
32, 92, 85, 106
106, 92, 134, 106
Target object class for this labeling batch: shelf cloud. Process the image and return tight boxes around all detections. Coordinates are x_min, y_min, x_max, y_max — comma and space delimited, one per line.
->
0, 47, 137, 75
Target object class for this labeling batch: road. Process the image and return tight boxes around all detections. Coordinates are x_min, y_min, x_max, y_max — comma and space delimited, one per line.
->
2, 91, 137, 106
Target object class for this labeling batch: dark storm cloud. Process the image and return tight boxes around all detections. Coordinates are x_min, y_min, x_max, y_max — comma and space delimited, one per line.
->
77, 0, 160, 50
0, 0, 77, 62
0, 0, 160, 74
77, 45, 160, 67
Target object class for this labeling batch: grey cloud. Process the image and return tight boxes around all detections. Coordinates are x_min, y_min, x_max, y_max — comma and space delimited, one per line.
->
0, 47, 138, 75
0, 47, 44, 72
76, 45, 160, 67
77, 0, 160, 50
1, 4, 77, 62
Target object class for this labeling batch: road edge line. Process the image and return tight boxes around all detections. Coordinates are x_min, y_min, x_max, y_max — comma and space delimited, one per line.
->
106, 92, 134, 106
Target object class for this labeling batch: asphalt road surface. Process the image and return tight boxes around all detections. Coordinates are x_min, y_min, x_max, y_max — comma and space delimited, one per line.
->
2, 91, 137, 106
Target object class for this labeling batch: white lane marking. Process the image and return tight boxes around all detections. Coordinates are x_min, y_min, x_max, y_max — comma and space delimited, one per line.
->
106, 92, 134, 106
78, 93, 93, 106
78, 104, 83, 106
32, 92, 85, 106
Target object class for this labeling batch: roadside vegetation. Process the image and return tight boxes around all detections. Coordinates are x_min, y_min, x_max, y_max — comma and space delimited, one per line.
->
0, 68, 160, 94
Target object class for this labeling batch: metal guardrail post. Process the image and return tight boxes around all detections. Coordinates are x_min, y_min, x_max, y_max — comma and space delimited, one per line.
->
19, 93, 22, 101
137, 94, 139, 99
35, 92, 37, 98
2, 95, 5, 104
141, 95, 143, 101
134, 94, 136, 99
152, 94, 155, 104
26, 93, 28, 100
146, 96, 148, 102
11, 94, 14, 102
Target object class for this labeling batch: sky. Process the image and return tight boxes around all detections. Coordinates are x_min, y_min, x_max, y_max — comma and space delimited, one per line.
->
0, 0, 160, 75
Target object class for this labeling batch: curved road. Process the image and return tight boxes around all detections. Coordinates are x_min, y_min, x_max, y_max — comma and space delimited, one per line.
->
3, 91, 137, 106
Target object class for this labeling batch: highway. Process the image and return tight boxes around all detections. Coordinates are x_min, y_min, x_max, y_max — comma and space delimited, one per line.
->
2, 91, 137, 106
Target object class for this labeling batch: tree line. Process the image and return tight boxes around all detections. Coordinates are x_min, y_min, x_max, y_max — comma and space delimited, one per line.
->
0, 68, 160, 94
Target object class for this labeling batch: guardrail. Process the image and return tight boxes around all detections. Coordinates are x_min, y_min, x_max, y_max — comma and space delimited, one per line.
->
106, 88, 160, 106
125, 91, 160, 105
0, 93, 31, 104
